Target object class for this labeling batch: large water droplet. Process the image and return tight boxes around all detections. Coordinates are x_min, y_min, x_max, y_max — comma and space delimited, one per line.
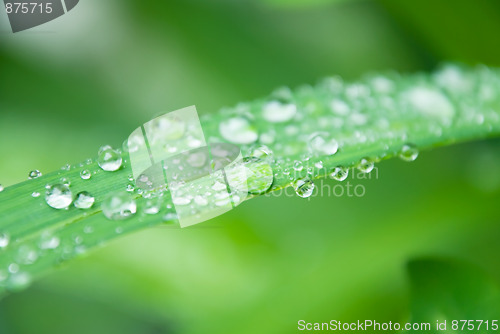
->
293, 177, 315, 198
97, 147, 122, 172
219, 117, 258, 145
399, 144, 419, 162
0, 232, 10, 249
101, 192, 137, 220
80, 169, 92, 180
28, 170, 42, 179
74, 191, 95, 209
330, 166, 349, 181
45, 184, 73, 209
262, 101, 297, 123
241, 157, 274, 194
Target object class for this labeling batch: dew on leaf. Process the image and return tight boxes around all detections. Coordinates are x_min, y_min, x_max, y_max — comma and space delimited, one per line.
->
97, 146, 123, 172
45, 184, 73, 209
74, 191, 95, 209
101, 192, 136, 220
399, 144, 419, 162
292, 177, 315, 198
330, 166, 349, 181
28, 170, 42, 179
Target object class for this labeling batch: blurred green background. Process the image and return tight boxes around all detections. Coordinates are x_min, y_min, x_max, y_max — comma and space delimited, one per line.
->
1, 0, 500, 333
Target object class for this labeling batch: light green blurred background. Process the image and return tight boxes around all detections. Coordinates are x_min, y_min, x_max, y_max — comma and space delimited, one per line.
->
1, 0, 500, 333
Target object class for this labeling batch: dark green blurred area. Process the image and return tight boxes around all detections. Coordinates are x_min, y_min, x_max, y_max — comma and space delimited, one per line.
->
1, 0, 500, 333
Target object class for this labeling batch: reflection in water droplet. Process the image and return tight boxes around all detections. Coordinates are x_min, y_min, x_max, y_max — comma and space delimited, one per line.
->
293, 177, 315, 198
357, 158, 374, 174
28, 170, 42, 179
399, 144, 419, 162
74, 191, 95, 209
80, 169, 92, 180
97, 147, 122, 172
330, 166, 349, 181
241, 157, 274, 194
45, 184, 73, 209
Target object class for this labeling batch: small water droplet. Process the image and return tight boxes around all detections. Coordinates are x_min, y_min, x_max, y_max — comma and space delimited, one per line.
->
330, 166, 349, 181
80, 169, 91, 180
292, 177, 315, 198
399, 144, 419, 162
126, 184, 135, 192
0, 184, 4, 192
115, 227, 123, 234
28, 170, 42, 179
45, 184, 73, 209
194, 195, 208, 206
219, 117, 258, 145
357, 158, 374, 173
144, 198, 161, 215
163, 212, 178, 222
0, 232, 10, 249
39, 233, 60, 250
31, 191, 40, 198
61, 164, 71, 171
60, 177, 71, 186
74, 191, 95, 209
16, 245, 38, 265
293, 160, 304, 172
97, 147, 122, 172
101, 192, 137, 220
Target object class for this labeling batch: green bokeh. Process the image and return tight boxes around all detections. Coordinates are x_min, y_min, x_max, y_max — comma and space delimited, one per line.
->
1, 0, 500, 333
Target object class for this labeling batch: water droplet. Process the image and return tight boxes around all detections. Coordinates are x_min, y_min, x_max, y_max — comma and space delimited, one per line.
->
97, 147, 122, 172
80, 169, 91, 180
60, 177, 71, 186
262, 101, 297, 123
194, 195, 208, 206
126, 184, 135, 192
5, 271, 31, 292
0, 232, 10, 249
163, 212, 178, 222
74, 191, 95, 209
240, 157, 274, 194
45, 184, 73, 209
293, 160, 304, 172
308, 132, 338, 156
219, 117, 258, 145
83, 226, 94, 234
357, 158, 374, 173
330, 166, 349, 181
28, 170, 42, 179
61, 164, 71, 171
0, 184, 4, 192
16, 245, 38, 265
39, 233, 60, 250
292, 177, 315, 198
144, 198, 161, 215
173, 196, 191, 206
31, 191, 40, 198
399, 144, 419, 162
248, 145, 274, 160
101, 192, 137, 220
